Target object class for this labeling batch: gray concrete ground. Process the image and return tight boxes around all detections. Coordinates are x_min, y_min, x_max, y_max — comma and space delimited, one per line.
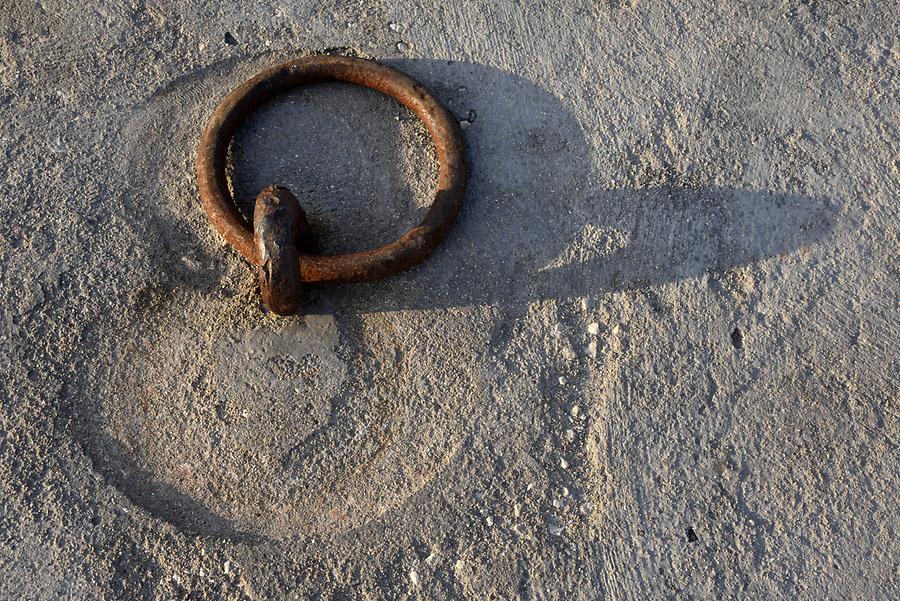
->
1, 1, 897, 599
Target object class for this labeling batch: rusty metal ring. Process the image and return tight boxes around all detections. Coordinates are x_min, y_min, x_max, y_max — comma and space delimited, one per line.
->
196, 55, 468, 315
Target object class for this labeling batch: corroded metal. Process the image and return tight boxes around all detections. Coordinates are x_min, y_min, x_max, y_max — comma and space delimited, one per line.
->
253, 186, 310, 316
196, 54, 468, 315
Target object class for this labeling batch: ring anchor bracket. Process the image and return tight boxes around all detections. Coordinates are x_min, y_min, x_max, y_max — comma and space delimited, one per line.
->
196, 55, 468, 316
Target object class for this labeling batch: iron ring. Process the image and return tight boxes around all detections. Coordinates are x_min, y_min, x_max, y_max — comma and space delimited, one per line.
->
196, 55, 468, 314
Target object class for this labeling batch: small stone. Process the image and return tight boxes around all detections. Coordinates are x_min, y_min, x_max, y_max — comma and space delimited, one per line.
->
459, 119, 471, 130
587, 341, 598, 358
560, 457, 569, 469
180, 255, 200, 270
396, 41, 411, 52
409, 569, 420, 586
223, 560, 231, 574
513, 503, 521, 518
587, 322, 600, 335
388, 21, 402, 32
561, 487, 569, 497
565, 429, 575, 442
552, 498, 562, 509
580, 502, 592, 515
457, 85, 468, 93
571, 405, 580, 417
558, 376, 567, 385
51, 136, 67, 153
485, 515, 494, 527
425, 552, 437, 566
224, 32, 238, 46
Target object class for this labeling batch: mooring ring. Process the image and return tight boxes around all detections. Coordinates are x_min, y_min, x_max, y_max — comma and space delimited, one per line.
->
196, 55, 468, 313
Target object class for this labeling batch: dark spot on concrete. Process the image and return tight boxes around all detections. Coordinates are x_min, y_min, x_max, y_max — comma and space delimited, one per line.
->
224, 31, 238, 45
686, 527, 699, 542
731, 327, 743, 350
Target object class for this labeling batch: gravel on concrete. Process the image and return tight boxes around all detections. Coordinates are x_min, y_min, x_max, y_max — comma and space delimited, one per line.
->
0, 1, 897, 599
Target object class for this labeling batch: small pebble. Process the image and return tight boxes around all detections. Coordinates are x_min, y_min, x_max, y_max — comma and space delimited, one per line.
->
396, 41, 411, 52
180, 255, 200, 270
571, 405, 580, 417
425, 552, 437, 566
223, 560, 231, 574
561, 487, 569, 497
558, 376, 567, 385
457, 85, 468, 92
587, 322, 600, 335
560, 457, 569, 469
409, 569, 420, 586
485, 515, 494, 527
513, 503, 521, 518
552, 498, 562, 509
388, 21, 402, 32
51, 136, 67, 153
587, 341, 598, 358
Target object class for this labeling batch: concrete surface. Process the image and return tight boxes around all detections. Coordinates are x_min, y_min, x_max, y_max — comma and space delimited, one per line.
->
1, 1, 897, 599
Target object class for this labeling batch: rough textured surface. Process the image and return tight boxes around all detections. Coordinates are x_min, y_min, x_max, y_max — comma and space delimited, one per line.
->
0, 1, 897, 599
